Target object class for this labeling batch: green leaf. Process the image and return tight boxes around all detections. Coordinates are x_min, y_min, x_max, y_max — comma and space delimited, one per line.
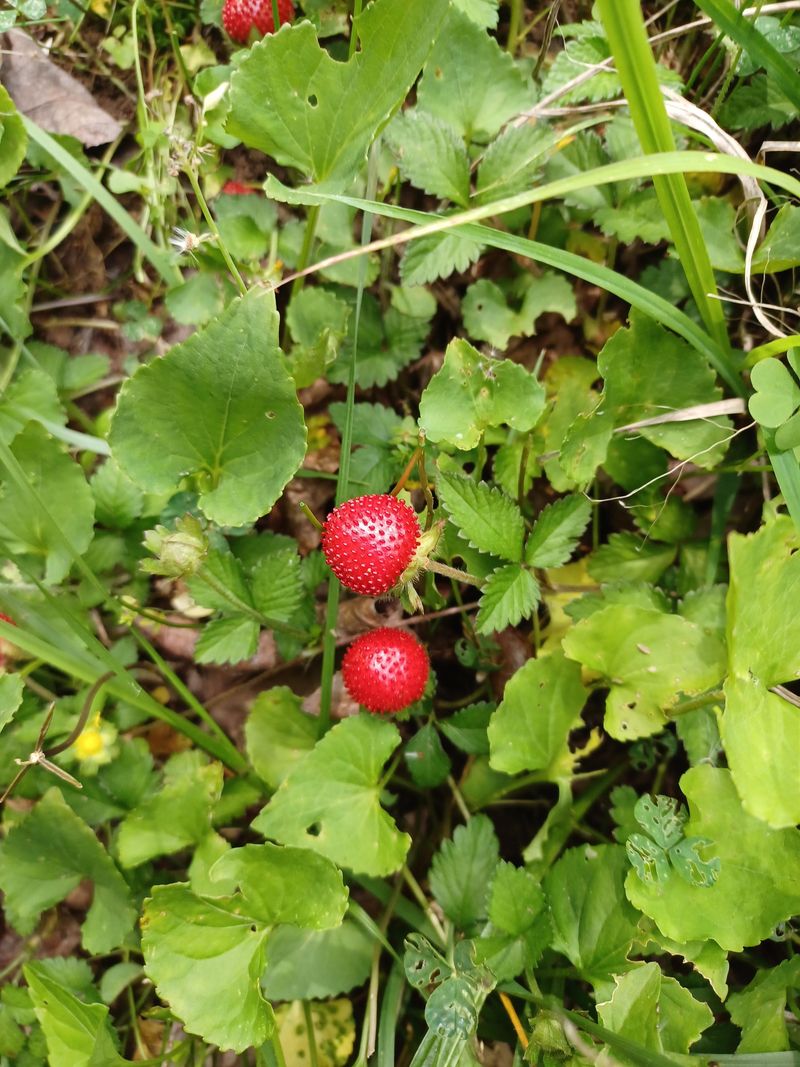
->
252, 715, 411, 877
417, 9, 533, 141
404, 723, 451, 788
475, 564, 540, 634
0, 672, 23, 735
475, 123, 559, 204
194, 615, 260, 666
187, 549, 251, 613
116, 759, 223, 868
109, 288, 306, 527
251, 548, 303, 623
728, 957, 800, 1053
213, 191, 277, 261
386, 111, 470, 206
597, 963, 713, 1056
595, 188, 671, 245
0, 367, 65, 445
439, 703, 493, 755
721, 675, 800, 829
164, 273, 224, 327
749, 358, 800, 428
587, 531, 677, 584
488, 861, 546, 937
89, 458, 144, 529
544, 844, 641, 986
488, 650, 587, 775
262, 920, 373, 1001
420, 339, 545, 449
142, 844, 347, 1053
562, 603, 726, 740
0, 85, 27, 190
436, 472, 525, 561
727, 517, 800, 685
0, 423, 95, 584
453, 0, 498, 28
751, 204, 800, 273
525, 494, 591, 568
245, 686, 317, 790
429, 815, 500, 929
625, 766, 800, 951
0, 789, 136, 953
24, 964, 127, 1067
400, 229, 484, 285
227, 0, 450, 189
461, 272, 576, 349
718, 72, 796, 131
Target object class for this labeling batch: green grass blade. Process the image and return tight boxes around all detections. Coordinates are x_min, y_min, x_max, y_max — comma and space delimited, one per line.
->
596, 0, 728, 352
21, 116, 181, 285
695, 0, 800, 111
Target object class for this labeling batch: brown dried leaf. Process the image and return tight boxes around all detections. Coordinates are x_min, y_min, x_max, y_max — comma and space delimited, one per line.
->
2, 31, 123, 146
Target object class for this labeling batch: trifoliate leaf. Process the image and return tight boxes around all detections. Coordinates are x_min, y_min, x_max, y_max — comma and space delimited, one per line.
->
544, 845, 641, 987
227, 0, 450, 189
436, 472, 525, 561
386, 111, 470, 206
562, 604, 726, 740
461, 272, 576, 349
252, 715, 411, 877
525, 494, 591, 568
142, 844, 347, 1052
429, 815, 500, 929
476, 564, 540, 634
420, 339, 546, 450
488, 651, 587, 776
109, 289, 306, 527
0, 789, 136, 953
625, 766, 800, 952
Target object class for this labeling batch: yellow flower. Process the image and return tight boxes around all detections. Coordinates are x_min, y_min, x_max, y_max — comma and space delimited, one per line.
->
72, 714, 118, 772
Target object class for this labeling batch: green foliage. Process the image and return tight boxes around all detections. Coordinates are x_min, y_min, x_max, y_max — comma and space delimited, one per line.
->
625, 794, 720, 889
245, 687, 317, 789
436, 473, 524, 561
461, 272, 576, 349
475, 563, 540, 634
727, 957, 800, 1052
429, 815, 499, 929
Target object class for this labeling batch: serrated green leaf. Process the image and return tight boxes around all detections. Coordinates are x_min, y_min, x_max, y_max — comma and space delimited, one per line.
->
526, 494, 591, 568
400, 229, 484, 285
596, 188, 671, 245
437, 472, 525, 561
429, 815, 500, 929
420, 339, 545, 450
719, 72, 796, 131
476, 564, 540, 634
24, 964, 127, 1067
227, 0, 449, 189
116, 759, 223, 868
488, 861, 546, 937
251, 548, 303, 623
597, 963, 713, 1056
0, 789, 136, 953
0, 423, 95, 584
328, 289, 432, 389
544, 844, 641, 986
461, 272, 576, 349
562, 604, 726, 740
252, 715, 411, 877
588, 531, 677, 584
417, 9, 533, 141
90, 458, 144, 529
0, 672, 23, 735
728, 957, 800, 1053
453, 0, 498, 28
626, 766, 800, 952
142, 844, 347, 1052
488, 650, 587, 775
109, 289, 306, 527
0, 368, 65, 445
245, 687, 317, 790
386, 111, 470, 206
194, 616, 259, 665
475, 123, 559, 204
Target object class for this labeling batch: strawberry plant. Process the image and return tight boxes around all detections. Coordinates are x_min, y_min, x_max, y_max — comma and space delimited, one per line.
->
2, 1, 800, 1064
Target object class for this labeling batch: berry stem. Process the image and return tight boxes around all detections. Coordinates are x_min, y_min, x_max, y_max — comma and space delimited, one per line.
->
271, 0, 281, 28
183, 167, 248, 297
290, 204, 320, 300
417, 432, 435, 530
425, 559, 485, 588
298, 501, 324, 531
390, 447, 421, 497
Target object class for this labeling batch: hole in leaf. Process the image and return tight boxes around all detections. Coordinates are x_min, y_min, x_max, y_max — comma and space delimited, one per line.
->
308, 94, 318, 107
306, 821, 321, 837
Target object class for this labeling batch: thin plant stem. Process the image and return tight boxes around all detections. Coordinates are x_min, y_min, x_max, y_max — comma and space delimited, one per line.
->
290, 204, 321, 299
390, 447, 422, 496
425, 559, 484, 588
402, 866, 447, 943
349, 0, 363, 58
272, 0, 281, 27
183, 167, 248, 296
499, 991, 529, 1049
302, 1001, 320, 1067
507, 0, 523, 52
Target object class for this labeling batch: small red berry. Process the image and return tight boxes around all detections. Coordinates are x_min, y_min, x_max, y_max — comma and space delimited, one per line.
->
322, 494, 421, 597
342, 628, 429, 714
222, 0, 295, 43
221, 180, 257, 195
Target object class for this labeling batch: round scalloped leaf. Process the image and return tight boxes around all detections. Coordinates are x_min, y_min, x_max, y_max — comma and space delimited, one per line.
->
109, 289, 306, 527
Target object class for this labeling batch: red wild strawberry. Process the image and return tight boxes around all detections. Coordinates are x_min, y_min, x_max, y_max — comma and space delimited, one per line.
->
321, 494, 420, 597
222, 0, 295, 43
342, 628, 429, 714
221, 179, 257, 195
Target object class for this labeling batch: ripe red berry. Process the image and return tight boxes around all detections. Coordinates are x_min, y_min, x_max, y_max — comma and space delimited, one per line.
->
222, 0, 295, 43
342, 628, 429, 714
221, 179, 257, 195
322, 494, 420, 597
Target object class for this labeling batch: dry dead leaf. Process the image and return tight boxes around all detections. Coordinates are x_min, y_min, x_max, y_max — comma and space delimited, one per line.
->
2, 30, 123, 146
